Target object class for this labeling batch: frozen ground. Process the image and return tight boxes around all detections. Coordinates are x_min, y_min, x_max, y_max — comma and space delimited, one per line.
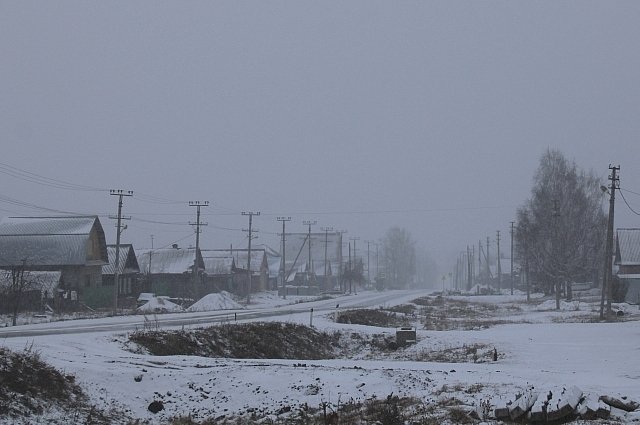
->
1, 290, 639, 424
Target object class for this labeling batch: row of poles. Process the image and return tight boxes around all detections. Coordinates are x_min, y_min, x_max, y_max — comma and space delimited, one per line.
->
108, 191, 381, 312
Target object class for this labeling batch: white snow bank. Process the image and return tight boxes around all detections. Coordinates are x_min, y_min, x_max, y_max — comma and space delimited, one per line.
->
187, 291, 243, 312
536, 299, 582, 311
137, 297, 183, 313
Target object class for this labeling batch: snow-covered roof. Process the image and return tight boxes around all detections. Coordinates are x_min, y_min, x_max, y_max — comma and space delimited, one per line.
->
203, 256, 234, 275
615, 228, 640, 265
137, 248, 203, 274
103, 245, 140, 275
0, 216, 108, 268
203, 249, 266, 273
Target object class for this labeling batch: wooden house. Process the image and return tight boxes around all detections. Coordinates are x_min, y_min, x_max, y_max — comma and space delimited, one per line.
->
201, 256, 235, 294
204, 248, 269, 296
615, 228, 640, 304
0, 216, 108, 309
136, 246, 204, 301
102, 244, 141, 308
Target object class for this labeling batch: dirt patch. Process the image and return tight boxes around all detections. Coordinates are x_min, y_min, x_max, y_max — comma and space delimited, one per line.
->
130, 322, 339, 360
336, 309, 409, 327
0, 347, 115, 423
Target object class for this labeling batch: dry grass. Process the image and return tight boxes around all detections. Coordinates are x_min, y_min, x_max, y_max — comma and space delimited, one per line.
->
0, 347, 115, 423
336, 309, 408, 328
130, 322, 339, 360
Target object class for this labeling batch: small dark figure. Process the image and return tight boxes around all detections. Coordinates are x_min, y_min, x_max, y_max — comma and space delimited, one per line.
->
493, 348, 498, 361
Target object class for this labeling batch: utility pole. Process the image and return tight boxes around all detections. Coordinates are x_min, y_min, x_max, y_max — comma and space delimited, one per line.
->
277, 216, 291, 299
375, 242, 379, 287
350, 237, 360, 292
348, 241, 352, 294
365, 240, 373, 287
467, 245, 472, 291
510, 221, 515, 295
478, 240, 482, 287
601, 165, 620, 319
109, 189, 133, 313
242, 211, 260, 303
189, 201, 209, 296
486, 237, 490, 286
552, 199, 561, 310
496, 230, 502, 293
303, 220, 317, 276
322, 226, 333, 291
336, 230, 347, 292
471, 244, 476, 287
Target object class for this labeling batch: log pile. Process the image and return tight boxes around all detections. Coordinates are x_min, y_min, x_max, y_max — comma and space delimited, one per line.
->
492, 386, 637, 423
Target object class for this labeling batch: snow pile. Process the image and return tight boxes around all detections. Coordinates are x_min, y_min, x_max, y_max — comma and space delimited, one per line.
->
187, 291, 243, 312
536, 299, 581, 311
137, 297, 183, 313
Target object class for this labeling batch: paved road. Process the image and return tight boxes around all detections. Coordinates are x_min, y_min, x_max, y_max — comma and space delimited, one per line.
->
0, 290, 426, 338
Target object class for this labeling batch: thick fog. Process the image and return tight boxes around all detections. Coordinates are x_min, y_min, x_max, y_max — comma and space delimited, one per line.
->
1, 1, 639, 285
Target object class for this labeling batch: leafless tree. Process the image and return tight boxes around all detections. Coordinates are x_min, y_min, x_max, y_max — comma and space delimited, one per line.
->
381, 227, 416, 289
1, 262, 41, 326
516, 149, 606, 302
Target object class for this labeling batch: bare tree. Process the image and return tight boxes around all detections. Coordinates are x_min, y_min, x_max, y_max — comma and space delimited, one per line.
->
381, 227, 416, 289
516, 149, 606, 304
1, 261, 39, 326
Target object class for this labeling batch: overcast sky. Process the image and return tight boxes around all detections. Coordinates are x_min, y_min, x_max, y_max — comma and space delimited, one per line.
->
1, 1, 639, 278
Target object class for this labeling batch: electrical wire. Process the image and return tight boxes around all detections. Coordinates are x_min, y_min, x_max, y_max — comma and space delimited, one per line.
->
259, 204, 516, 217
0, 161, 107, 192
620, 188, 640, 197
0, 193, 85, 216
618, 189, 640, 216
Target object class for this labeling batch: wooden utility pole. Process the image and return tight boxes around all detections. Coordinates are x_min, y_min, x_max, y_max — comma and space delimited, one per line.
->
478, 240, 482, 287
486, 237, 490, 284
552, 199, 561, 310
322, 226, 333, 291
601, 165, 619, 319
496, 230, 501, 293
109, 189, 133, 314
365, 240, 372, 286
277, 216, 291, 299
467, 245, 472, 291
348, 242, 352, 294
510, 221, 515, 295
303, 220, 317, 276
189, 201, 209, 296
242, 211, 260, 303
350, 237, 360, 292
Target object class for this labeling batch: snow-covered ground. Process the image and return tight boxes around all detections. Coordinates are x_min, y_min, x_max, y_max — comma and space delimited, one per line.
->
1, 290, 639, 424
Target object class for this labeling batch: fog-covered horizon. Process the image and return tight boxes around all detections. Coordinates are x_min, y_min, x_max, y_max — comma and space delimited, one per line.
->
2, 2, 639, 283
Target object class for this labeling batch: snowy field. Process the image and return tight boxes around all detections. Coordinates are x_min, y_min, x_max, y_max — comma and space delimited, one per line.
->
1, 290, 640, 424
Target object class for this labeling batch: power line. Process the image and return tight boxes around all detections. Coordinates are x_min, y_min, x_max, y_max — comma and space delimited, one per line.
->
619, 189, 640, 216
0, 193, 85, 215
620, 188, 640, 197
0, 161, 107, 192
259, 205, 516, 217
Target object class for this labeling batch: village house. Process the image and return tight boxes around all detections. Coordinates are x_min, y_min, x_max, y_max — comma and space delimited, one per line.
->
0, 216, 109, 310
203, 248, 270, 296
201, 255, 235, 294
282, 231, 343, 295
102, 244, 141, 309
615, 228, 640, 304
136, 245, 204, 301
